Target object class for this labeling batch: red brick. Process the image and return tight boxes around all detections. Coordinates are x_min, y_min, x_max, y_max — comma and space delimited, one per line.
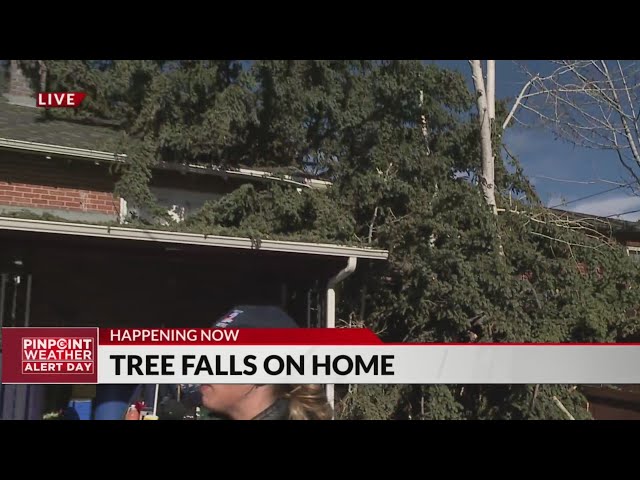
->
0, 154, 120, 215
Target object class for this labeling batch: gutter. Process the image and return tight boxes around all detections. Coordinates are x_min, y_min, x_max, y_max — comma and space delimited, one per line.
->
0, 216, 389, 260
155, 161, 331, 190
325, 257, 358, 416
0, 137, 127, 163
234, 167, 332, 190
0, 137, 332, 190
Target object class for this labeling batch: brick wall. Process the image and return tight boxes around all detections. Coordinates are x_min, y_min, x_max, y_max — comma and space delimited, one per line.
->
0, 151, 120, 217
582, 386, 640, 420
623, 239, 640, 248
0, 181, 119, 215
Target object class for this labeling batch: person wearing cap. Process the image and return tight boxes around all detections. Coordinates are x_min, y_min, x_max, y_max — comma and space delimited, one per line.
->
127, 306, 334, 421
201, 306, 333, 420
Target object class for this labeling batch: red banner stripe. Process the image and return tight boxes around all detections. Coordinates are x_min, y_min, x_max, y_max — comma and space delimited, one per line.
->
98, 328, 384, 345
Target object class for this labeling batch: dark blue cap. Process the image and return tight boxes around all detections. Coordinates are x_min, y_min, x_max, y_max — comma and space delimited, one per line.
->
213, 305, 299, 329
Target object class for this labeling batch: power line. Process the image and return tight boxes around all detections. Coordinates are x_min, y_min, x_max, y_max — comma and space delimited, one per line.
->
532, 175, 597, 185
605, 208, 640, 219
548, 180, 636, 209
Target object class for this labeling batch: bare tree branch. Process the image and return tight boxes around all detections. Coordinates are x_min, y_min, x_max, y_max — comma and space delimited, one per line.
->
503, 75, 537, 130
552, 396, 575, 420
601, 61, 640, 165
529, 231, 610, 251
509, 60, 640, 190
616, 60, 639, 139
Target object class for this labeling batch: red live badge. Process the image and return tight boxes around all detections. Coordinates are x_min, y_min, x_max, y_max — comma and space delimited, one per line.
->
36, 92, 87, 108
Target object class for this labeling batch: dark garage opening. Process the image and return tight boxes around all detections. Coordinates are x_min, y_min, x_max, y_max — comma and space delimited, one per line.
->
0, 228, 356, 329
0, 221, 388, 420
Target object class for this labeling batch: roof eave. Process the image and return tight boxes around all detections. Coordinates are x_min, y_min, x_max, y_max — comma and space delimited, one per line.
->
0, 137, 127, 163
549, 207, 640, 233
0, 216, 389, 261
0, 137, 332, 190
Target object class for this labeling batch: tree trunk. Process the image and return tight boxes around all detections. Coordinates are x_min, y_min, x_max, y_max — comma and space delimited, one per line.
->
487, 60, 495, 121
469, 60, 497, 215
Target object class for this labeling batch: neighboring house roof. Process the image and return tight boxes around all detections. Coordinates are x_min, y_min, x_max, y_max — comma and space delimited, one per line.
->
498, 205, 640, 237
0, 100, 120, 152
0, 98, 332, 190
549, 208, 640, 235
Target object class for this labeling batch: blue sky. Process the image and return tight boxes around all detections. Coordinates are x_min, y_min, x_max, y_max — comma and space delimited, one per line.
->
434, 60, 640, 222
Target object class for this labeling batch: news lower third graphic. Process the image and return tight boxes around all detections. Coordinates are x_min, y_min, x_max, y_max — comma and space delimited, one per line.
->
2, 327, 640, 384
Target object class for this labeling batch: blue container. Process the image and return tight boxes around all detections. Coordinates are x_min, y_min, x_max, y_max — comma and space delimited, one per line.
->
94, 385, 137, 420
68, 399, 93, 420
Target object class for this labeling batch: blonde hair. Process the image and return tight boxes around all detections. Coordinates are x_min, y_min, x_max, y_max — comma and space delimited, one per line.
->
278, 384, 334, 420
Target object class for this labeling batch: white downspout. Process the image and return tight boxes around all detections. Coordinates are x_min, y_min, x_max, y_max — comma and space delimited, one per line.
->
326, 256, 358, 418
119, 197, 128, 224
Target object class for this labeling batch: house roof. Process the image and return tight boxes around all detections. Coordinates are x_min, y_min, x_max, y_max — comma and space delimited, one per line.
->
0, 99, 121, 152
0, 97, 332, 190
0, 97, 378, 261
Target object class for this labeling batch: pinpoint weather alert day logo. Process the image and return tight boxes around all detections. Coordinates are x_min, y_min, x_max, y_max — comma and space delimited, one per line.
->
22, 337, 94, 374
2, 328, 98, 384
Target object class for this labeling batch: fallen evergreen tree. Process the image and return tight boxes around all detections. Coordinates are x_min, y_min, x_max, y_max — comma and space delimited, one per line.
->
30, 59, 640, 419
